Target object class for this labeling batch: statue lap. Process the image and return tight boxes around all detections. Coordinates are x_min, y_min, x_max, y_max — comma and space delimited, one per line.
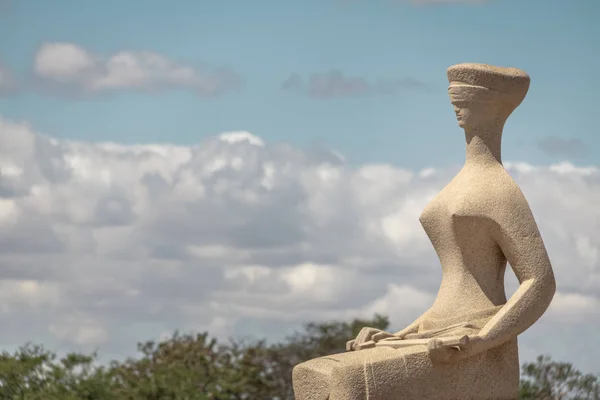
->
292, 338, 519, 400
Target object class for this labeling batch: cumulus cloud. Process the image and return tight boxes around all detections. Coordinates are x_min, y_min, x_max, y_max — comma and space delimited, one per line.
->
282, 70, 425, 99
0, 115, 599, 372
33, 42, 243, 96
0, 63, 17, 95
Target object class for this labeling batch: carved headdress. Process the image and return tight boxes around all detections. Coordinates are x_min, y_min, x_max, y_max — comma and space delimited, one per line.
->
447, 63, 530, 108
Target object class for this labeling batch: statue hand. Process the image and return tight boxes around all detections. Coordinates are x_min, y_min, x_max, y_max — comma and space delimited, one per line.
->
427, 335, 488, 363
346, 327, 397, 351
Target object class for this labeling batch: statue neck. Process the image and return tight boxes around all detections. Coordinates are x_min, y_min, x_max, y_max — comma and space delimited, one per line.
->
464, 124, 504, 167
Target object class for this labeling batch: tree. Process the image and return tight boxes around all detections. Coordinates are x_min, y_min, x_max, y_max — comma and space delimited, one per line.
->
0, 343, 114, 399
0, 334, 272, 400
519, 355, 600, 400
107, 331, 272, 399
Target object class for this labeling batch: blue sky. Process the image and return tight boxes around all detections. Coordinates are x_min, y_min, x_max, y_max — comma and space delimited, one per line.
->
1, 0, 598, 168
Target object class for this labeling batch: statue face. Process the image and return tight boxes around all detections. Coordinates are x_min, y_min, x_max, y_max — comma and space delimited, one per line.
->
448, 85, 507, 130
451, 100, 471, 129
450, 99, 490, 130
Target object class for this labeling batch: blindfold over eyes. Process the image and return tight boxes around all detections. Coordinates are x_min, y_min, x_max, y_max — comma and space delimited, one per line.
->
448, 83, 517, 104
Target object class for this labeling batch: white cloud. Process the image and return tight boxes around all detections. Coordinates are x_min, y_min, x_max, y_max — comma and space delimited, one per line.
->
34, 42, 243, 96
219, 131, 265, 147
0, 279, 60, 312
35, 43, 95, 80
354, 284, 436, 327
49, 315, 108, 347
0, 114, 599, 372
548, 292, 600, 323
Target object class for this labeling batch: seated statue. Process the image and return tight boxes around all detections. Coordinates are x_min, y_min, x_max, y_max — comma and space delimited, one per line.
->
292, 64, 556, 400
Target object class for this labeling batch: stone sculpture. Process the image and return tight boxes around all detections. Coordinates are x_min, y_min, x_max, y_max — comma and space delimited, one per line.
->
292, 64, 556, 400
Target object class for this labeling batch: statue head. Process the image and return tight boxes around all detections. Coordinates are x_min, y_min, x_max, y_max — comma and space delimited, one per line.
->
447, 63, 530, 131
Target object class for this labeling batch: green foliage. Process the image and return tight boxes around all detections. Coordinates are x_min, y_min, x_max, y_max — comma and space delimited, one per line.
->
519, 355, 600, 400
0, 317, 597, 400
0, 343, 114, 399
107, 331, 272, 399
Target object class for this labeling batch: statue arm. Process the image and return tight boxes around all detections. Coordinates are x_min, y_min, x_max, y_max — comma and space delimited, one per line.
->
348, 309, 432, 350
393, 309, 431, 337
477, 192, 556, 352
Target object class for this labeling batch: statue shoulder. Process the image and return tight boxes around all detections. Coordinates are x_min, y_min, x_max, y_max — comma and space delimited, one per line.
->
479, 169, 537, 229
